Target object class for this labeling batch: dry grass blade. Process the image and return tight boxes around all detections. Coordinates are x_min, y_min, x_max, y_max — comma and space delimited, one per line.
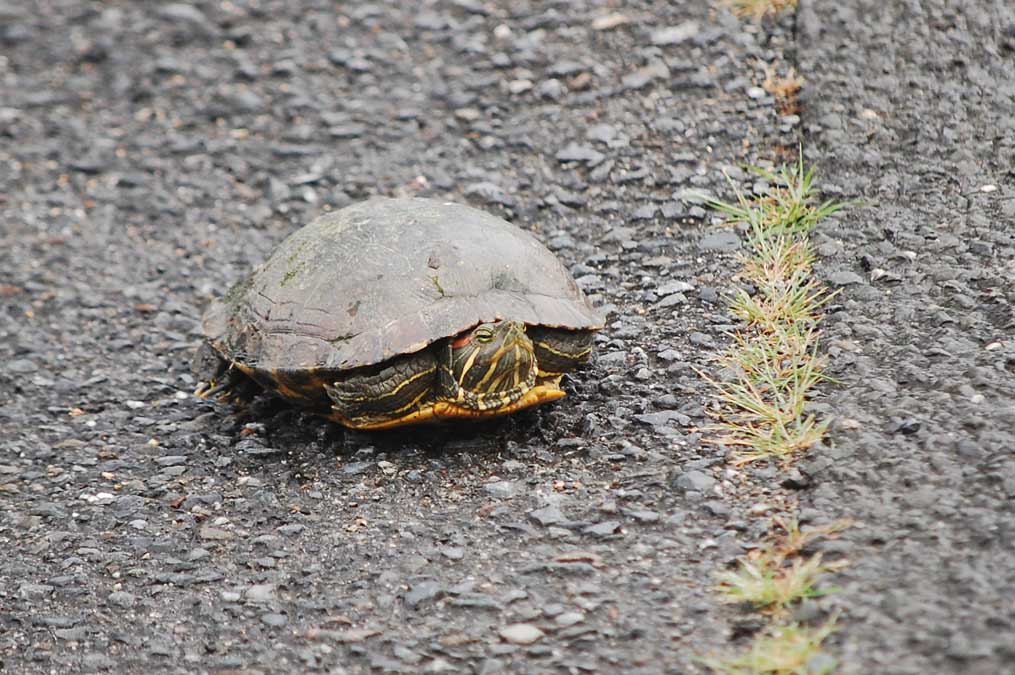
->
740, 236, 815, 286
773, 518, 852, 558
724, 0, 798, 20
763, 68, 805, 115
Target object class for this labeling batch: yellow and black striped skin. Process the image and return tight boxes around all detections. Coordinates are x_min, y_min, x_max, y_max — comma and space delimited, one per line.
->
446, 321, 536, 410
324, 349, 438, 424
527, 325, 594, 382
196, 322, 595, 429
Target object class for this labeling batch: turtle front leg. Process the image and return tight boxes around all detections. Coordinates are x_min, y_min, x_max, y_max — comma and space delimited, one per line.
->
192, 342, 261, 404
324, 349, 438, 428
527, 327, 595, 383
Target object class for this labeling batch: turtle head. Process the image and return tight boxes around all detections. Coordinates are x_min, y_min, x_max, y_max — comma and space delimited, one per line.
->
446, 320, 536, 409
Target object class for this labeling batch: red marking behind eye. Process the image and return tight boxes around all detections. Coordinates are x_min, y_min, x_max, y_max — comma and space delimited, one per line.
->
452, 334, 473, 348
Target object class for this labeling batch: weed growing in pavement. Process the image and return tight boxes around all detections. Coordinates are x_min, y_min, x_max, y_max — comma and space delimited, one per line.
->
716, 519, 849, 611
718, 553, 838, 610
700, 619, 839, 675
703, 520, 848, 674
712, 160, 847, 240
699, 155, 850, 674
701, 331, 833, 466
702, 156, 847, 464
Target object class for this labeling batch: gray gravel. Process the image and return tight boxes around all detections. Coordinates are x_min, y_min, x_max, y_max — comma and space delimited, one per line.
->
1, 0, 1011, 673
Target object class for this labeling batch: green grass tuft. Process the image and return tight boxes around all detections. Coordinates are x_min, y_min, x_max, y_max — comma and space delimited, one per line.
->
708, 156, 849, 241
717, 518, 849, 610
717, 553, 843, 610
700, 619, 839, 675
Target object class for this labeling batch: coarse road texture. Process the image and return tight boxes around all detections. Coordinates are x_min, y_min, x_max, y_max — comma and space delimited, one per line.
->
0, 1, 1011, 674
798, 1, 1015, 673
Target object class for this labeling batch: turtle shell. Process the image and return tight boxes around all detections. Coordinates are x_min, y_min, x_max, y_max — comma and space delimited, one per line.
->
203, 197, 604, 375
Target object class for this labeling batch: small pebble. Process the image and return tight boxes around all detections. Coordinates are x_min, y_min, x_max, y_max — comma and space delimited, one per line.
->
499, 623, 544, 645
555, 612, 585, 627
260, 613, 288, 627
107, 591, 136, 608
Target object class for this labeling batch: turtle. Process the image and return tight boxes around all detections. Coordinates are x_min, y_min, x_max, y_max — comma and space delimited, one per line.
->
194, 196, 604, 429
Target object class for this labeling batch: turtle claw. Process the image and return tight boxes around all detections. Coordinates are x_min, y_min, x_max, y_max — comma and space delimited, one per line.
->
194, 377, 230, 400
195, 366, 261, 404
193, 342, 261, 404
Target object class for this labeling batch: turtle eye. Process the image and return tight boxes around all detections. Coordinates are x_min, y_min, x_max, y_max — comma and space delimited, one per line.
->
474, 327, 495, 343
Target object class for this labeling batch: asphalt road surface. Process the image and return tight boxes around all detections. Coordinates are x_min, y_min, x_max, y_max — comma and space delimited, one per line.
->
1, 1, 1012, 673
